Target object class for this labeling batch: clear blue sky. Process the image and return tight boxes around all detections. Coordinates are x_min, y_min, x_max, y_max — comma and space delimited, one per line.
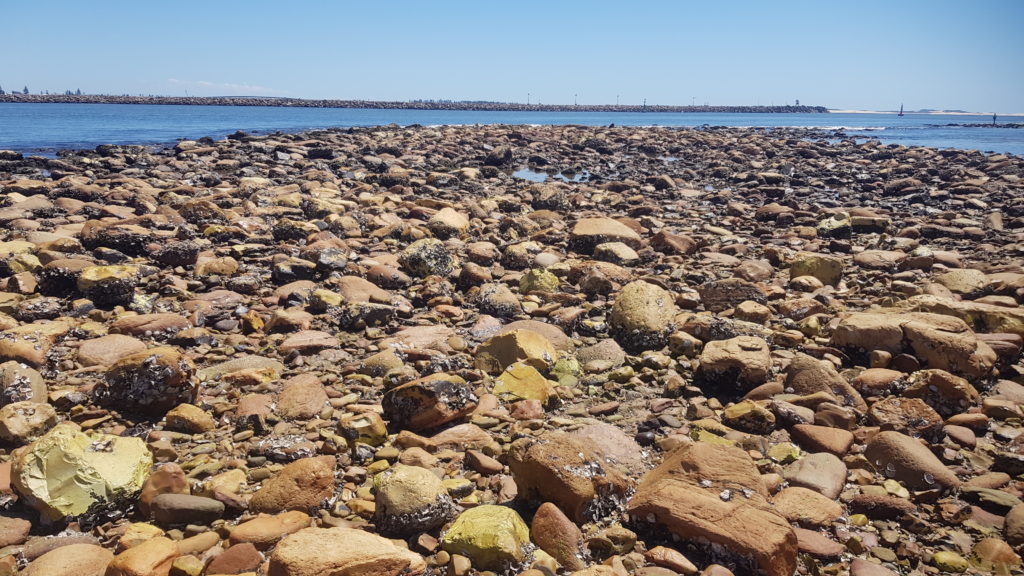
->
4, 0, 1022, 112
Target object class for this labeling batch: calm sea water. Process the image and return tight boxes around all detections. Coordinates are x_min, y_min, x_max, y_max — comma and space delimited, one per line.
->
1, 103, 1022, 156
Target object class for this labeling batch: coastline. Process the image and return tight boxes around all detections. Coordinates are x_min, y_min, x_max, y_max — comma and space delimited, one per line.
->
1, 123, 1022, 575
0, 93, 829, 114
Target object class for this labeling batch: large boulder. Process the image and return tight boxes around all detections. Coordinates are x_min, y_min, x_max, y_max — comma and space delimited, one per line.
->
626, 441, 797, 576
441, 505, 531, 571
608, 280, 678, 353
249, 456, 336, 514
696, 335, 772, 395
832, 311, 996, 380
508, 431, 632, 523
863, 431, 960, 491
569, 217, 642, 254
372, 464, 456, 536
381, 372, 478, 432
97, 346, 197, 416
12, 422, 152, 521
269, 527, 426, 576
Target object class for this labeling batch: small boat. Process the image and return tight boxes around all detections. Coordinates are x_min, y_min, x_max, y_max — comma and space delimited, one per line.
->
898, 104, 904, 117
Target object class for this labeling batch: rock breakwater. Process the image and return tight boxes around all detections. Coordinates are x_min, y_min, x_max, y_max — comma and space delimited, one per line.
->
0, 93, 830, 114
0, 123, 1022, 576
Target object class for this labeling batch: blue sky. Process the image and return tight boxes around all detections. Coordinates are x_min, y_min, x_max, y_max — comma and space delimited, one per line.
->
3, 0, 1022, 112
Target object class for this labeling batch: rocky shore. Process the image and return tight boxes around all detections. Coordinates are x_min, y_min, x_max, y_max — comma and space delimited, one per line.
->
0, 123, 1022, 576
0, 93, 830, 114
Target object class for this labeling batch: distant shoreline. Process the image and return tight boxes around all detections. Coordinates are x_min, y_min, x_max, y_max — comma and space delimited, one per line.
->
0, 93, 829, 114
829, 108, 1023, 116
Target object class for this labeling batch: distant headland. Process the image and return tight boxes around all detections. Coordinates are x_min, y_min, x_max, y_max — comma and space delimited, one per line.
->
0, 93, 829, 114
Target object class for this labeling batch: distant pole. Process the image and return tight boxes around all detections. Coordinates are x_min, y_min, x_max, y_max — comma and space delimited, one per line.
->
574, 93, 578, 106
527, 93, 530, 105
692, 96, 695, 107
616, 95, 619, 106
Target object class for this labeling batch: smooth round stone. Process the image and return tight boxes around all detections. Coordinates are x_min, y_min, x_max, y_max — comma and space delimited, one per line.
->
151, 493, 225, 526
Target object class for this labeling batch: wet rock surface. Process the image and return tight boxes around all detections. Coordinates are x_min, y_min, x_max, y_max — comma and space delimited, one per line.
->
0, 123, 1023, 575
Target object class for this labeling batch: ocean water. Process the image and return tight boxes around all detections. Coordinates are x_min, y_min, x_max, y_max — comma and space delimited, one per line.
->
1, 103, 1022, 156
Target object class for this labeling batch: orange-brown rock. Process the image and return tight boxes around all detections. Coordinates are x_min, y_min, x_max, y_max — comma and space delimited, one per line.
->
626, 442, 797, 576
509, 432, 632, 523
249, 456, 336, 514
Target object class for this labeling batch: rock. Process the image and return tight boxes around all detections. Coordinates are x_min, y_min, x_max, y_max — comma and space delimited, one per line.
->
150, 493, 224, 526
697, 278, 766, 313
790, 424, 854, 456
853, 250, 907, 270
784, 353, 866, 411
771, 486, 843, 526
569, 217, 642, 254
77, 334, 147, 367
849, 558, 898, 576
249, 456, 336, 514
0, 360, 47, 404
531, 502, 585, 570
205, 542, 262, 575
372, 464, 456, 536
608, 280, 678, 352
0, 319, 73, 367
696, 336, 772, 395
867, 396, 943, 439
645, 546, 698, 575
228, 511, 311, 551
831, 311, 995, 380
382, 372, 478, 432
427, 207, 470, 239
98, 346, 196, 416
76, 265, 138, 306
23, 543, 113, 576
930, 550, 969, 573
138, 463, 189, 517
569, 422, 646, 470
792, 526, 844, 558
493, 362, 556, 405
163, 403, 215, 433
109, 313, 191, 337
279, 330, 339, 354
781, 452, 847, 499
863, 430, 960, 490
12, 423, 152, 521
0, 401, 57, 444
400, 238, 455, 278
0, 515, 30, 547
475, 329, 558, 374
971, 538, 1021, 572
441, 505, 530, 571
575, 339, 626, 372
509, 432, 632, 523
269, 526, 426, 576
520, 268, 561, 293
626, 442, 797, 576
277, 374, 328, 420
103, 535, 178, 576
1006, 503, 1024, 546
476, 283, 522, 318
721, 401, 776, 435
903, 369, 979, 417
933, 268, 988, 295
594, 241, 640, 266
790, 252, 843, 286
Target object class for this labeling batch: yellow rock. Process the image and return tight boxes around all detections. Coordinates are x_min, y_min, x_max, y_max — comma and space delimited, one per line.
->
493, 362, 556, 405
475, 329, 558, 375
441, 505, 530, 570
117, 522, 165, 552
12, 422, 153, 521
